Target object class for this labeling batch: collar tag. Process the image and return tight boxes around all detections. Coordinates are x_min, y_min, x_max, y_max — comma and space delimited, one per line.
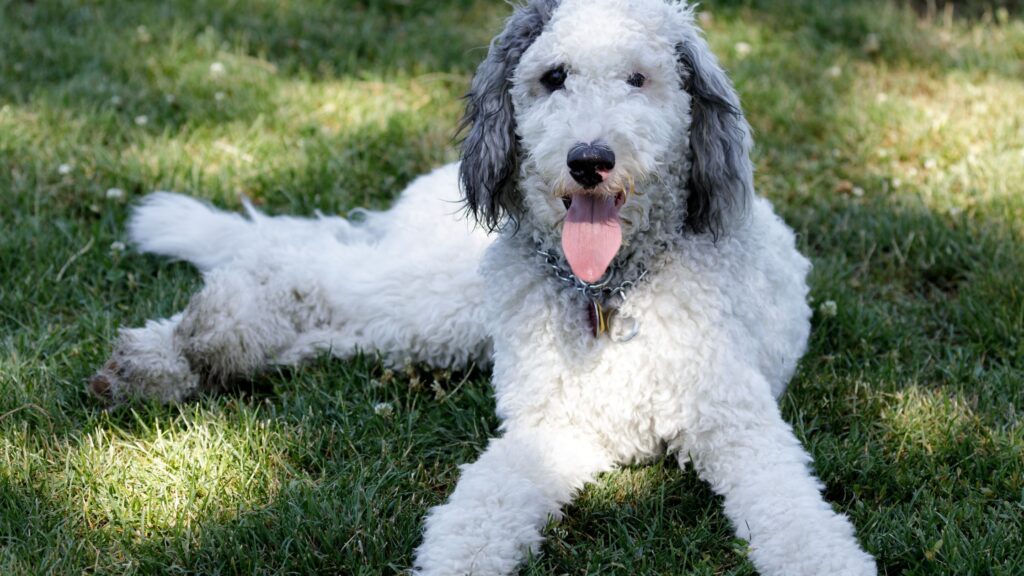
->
587, 299, 611, 338
586, 298, 640, 342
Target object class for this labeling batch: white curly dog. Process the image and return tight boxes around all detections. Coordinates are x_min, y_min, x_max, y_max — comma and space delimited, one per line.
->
90, 1, 877, 574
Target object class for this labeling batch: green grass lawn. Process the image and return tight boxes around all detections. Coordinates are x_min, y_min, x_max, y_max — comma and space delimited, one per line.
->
1, 0, 1022, 574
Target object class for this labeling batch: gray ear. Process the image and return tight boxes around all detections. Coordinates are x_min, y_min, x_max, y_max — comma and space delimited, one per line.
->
676, 36, 754, 239
459, 0, 558, 232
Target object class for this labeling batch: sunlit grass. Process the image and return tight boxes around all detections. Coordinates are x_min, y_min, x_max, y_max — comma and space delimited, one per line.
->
880, 385, 984, 457
1, 0, 1022, 574
61, 410, 287, 533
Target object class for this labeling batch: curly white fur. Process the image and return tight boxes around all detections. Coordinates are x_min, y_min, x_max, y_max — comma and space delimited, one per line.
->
92, 1, 877, 574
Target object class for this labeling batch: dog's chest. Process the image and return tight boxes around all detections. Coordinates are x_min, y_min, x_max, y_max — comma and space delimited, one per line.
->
487, 263, 711, 462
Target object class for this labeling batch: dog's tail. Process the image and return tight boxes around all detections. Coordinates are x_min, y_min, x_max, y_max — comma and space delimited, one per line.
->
128, 192, 379, 272
128, 193, 250, 271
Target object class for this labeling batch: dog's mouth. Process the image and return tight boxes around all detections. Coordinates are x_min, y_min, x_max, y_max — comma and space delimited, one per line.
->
561, 191, 625, 284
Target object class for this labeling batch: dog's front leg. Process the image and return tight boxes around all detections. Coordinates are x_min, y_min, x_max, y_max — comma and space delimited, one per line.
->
413, 425, 611, 576
683, 365, 876, 576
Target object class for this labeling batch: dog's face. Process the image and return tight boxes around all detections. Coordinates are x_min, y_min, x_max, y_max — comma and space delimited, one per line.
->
460, 0, 754, 283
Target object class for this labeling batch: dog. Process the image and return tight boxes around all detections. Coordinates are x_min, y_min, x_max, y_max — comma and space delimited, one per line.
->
89, 1, 877, 574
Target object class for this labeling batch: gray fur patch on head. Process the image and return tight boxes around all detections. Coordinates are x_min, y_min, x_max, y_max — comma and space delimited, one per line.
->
459, 0, 560, 232
676, 36, 754, 240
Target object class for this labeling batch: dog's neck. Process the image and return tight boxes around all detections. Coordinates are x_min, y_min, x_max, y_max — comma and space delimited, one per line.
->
508, 164, 690, 304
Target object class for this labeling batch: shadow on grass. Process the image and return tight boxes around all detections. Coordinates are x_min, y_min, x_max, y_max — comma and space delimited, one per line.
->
0, 475, 89, 572
529, 461, 754, 575
780, 194, 1023, 573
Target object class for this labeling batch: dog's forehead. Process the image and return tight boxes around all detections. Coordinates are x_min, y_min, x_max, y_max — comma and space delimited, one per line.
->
526, 0, 692, 72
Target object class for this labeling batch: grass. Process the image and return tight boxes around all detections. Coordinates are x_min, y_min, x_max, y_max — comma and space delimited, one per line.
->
0, 0, 1021, 574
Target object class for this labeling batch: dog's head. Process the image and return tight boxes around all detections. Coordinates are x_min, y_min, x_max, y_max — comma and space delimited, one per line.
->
460, 0, 753, 283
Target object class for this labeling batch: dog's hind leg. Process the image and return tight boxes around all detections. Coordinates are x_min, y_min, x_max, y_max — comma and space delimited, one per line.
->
91, 164, 493, 403
90, 256, 332, 403
89, 314, 198, 403
92, 237, 491, 403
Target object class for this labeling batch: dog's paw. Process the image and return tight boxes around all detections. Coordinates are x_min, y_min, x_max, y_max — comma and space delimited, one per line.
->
87, 358, 124, 403
88, 331, 201, 404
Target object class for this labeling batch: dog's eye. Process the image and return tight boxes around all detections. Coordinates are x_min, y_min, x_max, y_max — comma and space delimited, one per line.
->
540, 66, 567, 92
626, 72, 646, 88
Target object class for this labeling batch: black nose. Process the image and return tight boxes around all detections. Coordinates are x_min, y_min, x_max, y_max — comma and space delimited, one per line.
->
567, 143, 615, 189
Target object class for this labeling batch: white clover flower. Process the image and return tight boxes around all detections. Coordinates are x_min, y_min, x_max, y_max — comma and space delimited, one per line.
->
57, 163, 72, 175
134, 115, 148, 126
826, 65, 842, 78
110, 241, 127, 252
862, 33, 880, 54
214, 91, 226, 102
105, 187, 125, 200
210, 61, 226, 76
818, 300, 838, 318
164, 93, 176, 104
734, 42, 752, 57
373, 402, 394, 418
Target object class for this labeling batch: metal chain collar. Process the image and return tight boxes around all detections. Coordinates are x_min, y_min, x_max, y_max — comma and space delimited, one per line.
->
535, 248, 648, 302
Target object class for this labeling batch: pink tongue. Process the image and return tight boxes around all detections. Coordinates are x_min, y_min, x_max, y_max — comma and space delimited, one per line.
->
561, 193, 622, 283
